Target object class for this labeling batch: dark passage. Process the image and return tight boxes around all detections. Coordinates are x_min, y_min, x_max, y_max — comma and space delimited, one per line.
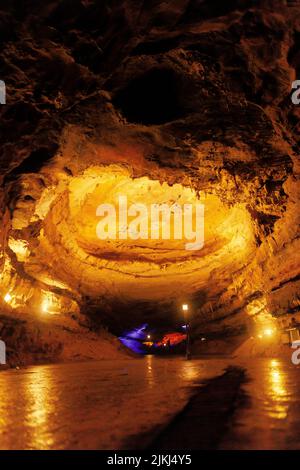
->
113, 68, 185, 125
149, 366, 248, 450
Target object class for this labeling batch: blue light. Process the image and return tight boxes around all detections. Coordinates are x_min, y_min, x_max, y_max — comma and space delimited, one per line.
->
119, 323, 149, 354
119, 337, 146, 354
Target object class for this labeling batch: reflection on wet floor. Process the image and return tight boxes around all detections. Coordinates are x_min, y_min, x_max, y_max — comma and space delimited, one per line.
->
0, 357, 226, 450
220, 358, 300, 449
267, 359, 289, 420
146, 355, 154, 387
0, 357, 299, 449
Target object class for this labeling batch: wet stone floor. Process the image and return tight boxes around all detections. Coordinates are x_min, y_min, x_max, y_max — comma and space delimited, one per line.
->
0, 357, 299, 449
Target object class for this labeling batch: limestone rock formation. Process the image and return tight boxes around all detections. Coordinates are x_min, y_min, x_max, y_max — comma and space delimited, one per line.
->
0, 0, 299, 359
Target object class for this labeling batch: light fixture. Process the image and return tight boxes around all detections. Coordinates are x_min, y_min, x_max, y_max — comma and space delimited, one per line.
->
41, 291, 60, 315
4, 293, 12, 303
147, 334, 151, 339
264, 328, 273, 336
182, 304, 188, 311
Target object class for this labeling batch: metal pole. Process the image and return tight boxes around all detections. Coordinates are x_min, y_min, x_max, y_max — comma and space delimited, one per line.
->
186, 322, 191, 360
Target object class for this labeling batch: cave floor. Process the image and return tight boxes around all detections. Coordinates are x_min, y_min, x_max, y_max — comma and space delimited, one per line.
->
0, 357, 298, 450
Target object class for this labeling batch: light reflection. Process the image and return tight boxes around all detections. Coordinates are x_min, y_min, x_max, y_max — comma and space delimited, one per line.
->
25, 368, 55, 449
267, 359, 288, 420
182, 361, 199, 381
0, 373, 15, 433
146, 355, 154, 387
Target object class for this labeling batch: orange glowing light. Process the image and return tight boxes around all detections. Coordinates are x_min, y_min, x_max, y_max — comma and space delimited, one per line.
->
41, 291, 60, 315
264, 328, 273, 336
258, 328, 276, 339
157, 332, 187, 347
8, 238, 30, 262
4, 293, 12, 303
42, 302, 48, 313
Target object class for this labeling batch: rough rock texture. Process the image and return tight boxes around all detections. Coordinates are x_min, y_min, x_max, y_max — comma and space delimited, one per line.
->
0, 313, 129, 368
0, 0, 299, 352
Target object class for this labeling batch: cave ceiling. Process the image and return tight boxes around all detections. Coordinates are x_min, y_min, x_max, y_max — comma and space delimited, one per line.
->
0, 0, 299, 333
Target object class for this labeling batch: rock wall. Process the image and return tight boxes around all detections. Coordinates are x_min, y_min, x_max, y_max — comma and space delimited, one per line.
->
0, 0, 299, 350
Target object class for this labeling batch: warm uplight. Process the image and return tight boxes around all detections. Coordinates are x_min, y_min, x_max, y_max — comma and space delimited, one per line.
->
182, 304, 189, 311
4, 293, 12, 303
42, 302, 48, 313
8, 237, 30, 262
264, 328, 273, 336
41, 291, 60, 315
258, 328, 276, 339
64, 165, 255, 301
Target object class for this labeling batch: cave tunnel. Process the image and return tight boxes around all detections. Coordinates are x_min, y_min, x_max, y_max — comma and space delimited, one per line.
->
0, 0, 300, 453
